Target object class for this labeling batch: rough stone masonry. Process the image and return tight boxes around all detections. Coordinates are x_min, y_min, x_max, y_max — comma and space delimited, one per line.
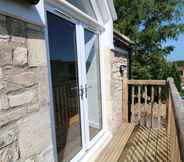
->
0, 14, 54, 162
111, 51, 128, 132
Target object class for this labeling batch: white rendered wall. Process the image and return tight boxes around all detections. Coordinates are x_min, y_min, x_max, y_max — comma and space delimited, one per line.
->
99, 16, 115, 132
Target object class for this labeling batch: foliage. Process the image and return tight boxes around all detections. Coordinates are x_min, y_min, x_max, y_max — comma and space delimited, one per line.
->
164, 62, 181, 91
180, 90, 184, 97
114, 0, 184, 89
173, 60, 184, 67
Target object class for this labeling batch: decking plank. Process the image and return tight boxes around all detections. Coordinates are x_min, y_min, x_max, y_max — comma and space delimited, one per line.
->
119, 126, 170, 162
95, 123, 135, 162
119, 127, 151, 162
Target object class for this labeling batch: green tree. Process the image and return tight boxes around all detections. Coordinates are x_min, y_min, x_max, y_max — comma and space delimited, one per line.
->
163, 62, 181, 91
114, 0, 184, 87
174, 60, 184, 67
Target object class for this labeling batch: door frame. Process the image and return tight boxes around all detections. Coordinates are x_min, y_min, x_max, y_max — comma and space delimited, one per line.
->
75, 19, 106, 153
45, 8, 87, 162
44, 3, 106, 162
82, 28, 105, 150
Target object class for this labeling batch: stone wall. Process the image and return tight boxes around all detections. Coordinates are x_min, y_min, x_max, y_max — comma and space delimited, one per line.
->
101, 49, 113, 132
0, 14, 54, 162
111, 51, 128, 132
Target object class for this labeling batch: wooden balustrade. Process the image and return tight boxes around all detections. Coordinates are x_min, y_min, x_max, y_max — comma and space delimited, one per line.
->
122, 78, 183, 162
128, 80, 167, 128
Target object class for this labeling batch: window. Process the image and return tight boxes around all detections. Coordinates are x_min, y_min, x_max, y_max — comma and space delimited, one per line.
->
47, 12, 82, 162
66, 0, 97, 19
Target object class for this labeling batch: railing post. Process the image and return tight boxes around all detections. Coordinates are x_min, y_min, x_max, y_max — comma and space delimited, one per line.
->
144, 86, 148, 127
151, 86, 154, 128
122, 78, 129, 122
167, 90, 172, 135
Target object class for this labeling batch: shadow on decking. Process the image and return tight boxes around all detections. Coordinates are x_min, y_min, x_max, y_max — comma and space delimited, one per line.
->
118, 126, 171, 162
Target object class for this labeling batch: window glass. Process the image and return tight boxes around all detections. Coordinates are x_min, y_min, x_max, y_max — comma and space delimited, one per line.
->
47, 12, 82, 162
84, 29, 102, 139
66, 0, 97, 19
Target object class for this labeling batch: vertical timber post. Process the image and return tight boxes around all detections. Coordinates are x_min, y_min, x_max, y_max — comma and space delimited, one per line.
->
122, 78, 129, 122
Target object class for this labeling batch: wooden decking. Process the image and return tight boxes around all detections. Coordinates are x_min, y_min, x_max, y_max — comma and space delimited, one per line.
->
95, 123, 135, 162
96, 125, 171, 162
120, 126, 170, 162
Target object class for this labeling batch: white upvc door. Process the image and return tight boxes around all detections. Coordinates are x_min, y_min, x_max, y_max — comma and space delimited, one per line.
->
46, 8, 103, 162
75, 24, 103, 151
82, 28, 103, 150
75, 23, 90, 152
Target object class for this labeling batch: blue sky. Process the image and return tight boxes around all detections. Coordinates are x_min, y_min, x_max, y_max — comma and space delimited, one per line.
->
165, 33, 184, 61
164, 13, 184, 62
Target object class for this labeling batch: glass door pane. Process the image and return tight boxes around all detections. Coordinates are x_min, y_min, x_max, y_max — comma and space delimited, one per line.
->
84, 29, 102, 140
47, 12, 82, 162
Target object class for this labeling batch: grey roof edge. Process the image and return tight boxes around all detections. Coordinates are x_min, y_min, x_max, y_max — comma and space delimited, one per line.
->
114, 29, 134, 44
111, 47, 129, 55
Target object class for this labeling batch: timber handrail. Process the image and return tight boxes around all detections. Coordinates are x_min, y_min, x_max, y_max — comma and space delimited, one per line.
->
167, 78, 184, 162
128, 80, 166, 85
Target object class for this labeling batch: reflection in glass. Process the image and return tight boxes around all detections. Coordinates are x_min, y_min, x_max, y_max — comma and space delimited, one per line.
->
84, 29, 102, 140
66, 0, 96, 19
47, 12, 82, 162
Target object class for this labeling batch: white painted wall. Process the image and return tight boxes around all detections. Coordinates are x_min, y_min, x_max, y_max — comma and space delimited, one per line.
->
98, 0, 115, 133
99, 0, 114, 49
100, 19, 114, 49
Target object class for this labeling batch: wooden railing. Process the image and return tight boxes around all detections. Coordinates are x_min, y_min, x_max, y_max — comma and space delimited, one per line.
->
167, 78, 184, 162
128, 80, 167, 128
122, 78, 184, 161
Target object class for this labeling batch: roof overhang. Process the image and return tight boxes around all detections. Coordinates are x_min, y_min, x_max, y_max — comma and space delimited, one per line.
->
111, 47, 129, 55
113, 30, 134, 51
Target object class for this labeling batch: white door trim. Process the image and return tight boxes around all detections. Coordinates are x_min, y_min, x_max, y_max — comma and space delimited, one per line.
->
45, 0, 105, 33
76, 23, 89, 151
43, 9, 59, 162
82, 29, 104, 150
